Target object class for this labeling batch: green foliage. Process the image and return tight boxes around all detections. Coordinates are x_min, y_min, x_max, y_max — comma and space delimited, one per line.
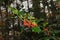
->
18, 11, 25, 16
31, 26, 41, 33
10, 7, 19, 15
43, 22, 48, 27
8, 7, 49, 34
58, 0, 60, 1
0, 0, 4, 2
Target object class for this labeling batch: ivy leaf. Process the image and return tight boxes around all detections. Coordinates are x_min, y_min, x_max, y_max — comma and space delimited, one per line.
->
31, 26, 41, 33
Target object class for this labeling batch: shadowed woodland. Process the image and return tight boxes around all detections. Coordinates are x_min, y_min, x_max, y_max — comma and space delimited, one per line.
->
0, 0, 60, 40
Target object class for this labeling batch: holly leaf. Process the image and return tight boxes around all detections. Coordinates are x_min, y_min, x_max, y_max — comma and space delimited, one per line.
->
31, 26, 41, 33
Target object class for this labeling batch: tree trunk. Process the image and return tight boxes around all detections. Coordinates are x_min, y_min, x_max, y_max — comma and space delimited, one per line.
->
32, 0, 40, 19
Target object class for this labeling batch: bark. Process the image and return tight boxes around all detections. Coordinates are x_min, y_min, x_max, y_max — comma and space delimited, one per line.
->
32, 0, 41, 19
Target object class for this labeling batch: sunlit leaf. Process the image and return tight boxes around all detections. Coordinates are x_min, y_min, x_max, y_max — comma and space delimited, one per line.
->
10, 7, 19, 15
